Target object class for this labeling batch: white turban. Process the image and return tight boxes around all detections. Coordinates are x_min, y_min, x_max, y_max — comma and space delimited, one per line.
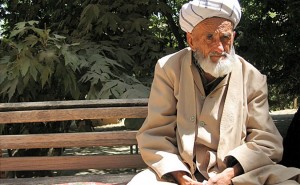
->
179, 0, 242, 33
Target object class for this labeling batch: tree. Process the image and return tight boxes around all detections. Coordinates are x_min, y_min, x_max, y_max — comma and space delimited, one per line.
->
0, 0, 164, 102
236, 0, 300, 109
0, 0, 299, 107
0, 1, 167, 177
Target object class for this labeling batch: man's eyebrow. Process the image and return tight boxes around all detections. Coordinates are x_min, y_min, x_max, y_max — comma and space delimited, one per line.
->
223, 32, 232, 36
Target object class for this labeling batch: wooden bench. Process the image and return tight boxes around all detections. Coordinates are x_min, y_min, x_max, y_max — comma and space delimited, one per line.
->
0, 98, 294, 185
0, 98, 148, 185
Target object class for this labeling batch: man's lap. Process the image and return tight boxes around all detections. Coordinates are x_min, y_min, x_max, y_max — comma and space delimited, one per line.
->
127, 168, 177, 185
128, 164, 300, 185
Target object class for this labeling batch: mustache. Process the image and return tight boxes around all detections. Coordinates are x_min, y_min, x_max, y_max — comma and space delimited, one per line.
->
209, 51, 227, 57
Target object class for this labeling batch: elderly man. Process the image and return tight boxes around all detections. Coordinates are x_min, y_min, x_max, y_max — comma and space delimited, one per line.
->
128, 0, 300, 184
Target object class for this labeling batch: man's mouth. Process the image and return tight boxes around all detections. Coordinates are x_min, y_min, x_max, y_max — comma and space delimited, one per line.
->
209, 52, 227, 58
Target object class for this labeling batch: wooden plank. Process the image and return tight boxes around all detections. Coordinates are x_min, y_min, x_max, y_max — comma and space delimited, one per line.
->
0, 155, 146, 171
0, 107, 148, 124
0, 131, 138, 149
0, 174, 136, 185
0, 99, 148, 111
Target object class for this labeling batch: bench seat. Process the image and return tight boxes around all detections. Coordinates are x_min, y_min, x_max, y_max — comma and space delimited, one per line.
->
0, 174, 136, 185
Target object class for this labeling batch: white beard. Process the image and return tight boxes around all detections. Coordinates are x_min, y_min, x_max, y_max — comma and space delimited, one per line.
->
194, 47, 237, 78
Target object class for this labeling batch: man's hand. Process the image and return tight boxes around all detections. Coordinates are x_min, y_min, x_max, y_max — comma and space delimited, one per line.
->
171, 171, 203, 185
207, 162, 243, 185
206, 168, 234, 185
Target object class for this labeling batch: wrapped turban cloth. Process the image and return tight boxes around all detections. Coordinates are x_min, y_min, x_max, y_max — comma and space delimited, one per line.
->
179, 0, 242, 33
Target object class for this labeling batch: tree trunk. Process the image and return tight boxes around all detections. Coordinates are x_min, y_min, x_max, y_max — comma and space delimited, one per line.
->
160, 0, 186, 50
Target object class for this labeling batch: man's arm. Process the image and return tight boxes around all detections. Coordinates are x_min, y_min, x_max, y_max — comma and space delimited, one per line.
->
171, 171, 202, 185
207, 162, 244, 185
137, 61, 191, 178
224, 61, 283, 173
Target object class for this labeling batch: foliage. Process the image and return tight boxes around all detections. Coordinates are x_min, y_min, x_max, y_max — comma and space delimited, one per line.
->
0, 0, 162, 102
0, 1, 297, 110
0, 0, 299, 177
236, 0, 300, 109
0, 21, 82, 101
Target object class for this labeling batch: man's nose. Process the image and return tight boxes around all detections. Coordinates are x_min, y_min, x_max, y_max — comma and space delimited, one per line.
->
214, 41, 224, 53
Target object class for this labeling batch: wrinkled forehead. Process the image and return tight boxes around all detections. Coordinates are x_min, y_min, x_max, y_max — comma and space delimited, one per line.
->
192, 17, 234, 34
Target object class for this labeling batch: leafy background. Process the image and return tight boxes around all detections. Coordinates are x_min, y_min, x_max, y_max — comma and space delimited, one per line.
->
0, 0, 299, 178
0, 0, 298, 109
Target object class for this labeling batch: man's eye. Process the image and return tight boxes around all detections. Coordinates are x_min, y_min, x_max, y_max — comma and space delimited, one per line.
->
221, 34, 231, 41
207, 34, 213, 40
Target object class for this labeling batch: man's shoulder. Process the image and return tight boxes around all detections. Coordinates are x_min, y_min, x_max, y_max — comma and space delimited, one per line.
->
158, 47, 191, 69
236, 55, 264, 76
235, 55, 267, 92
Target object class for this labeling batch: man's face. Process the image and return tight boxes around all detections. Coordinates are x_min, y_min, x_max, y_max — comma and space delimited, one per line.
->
187, 17, 234, 63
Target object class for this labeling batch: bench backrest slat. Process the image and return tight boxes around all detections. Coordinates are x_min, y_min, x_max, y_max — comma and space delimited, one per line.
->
0, 107, 147, 124
0, 99, 148, 111
0, 155, 147, 171
0, 131, 138, 149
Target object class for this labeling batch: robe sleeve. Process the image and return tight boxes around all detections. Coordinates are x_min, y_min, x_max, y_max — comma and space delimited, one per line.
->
136, 62, 191, 178
226, 70, 283, 173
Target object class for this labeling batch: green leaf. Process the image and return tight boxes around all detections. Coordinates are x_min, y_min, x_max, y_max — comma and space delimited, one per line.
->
80, 71, 100, 85
31, 27, 47, 39
70, 42, 80, 46
98, 12, 121, 32
268, 11, 277, 19
38, 50, 58, 64
40, 67, 51, 88
63, 70, 79, 99
100, 45, 115, 54
0, 56, 10, 64
1, 78, 19, 100
62, 49, 80, 71
105, 57, 124, 69
8, 78, 19, 100
81, 4, 100, 21
27, 20, 39, 26
79, 4, 100, 31
30, 65, 38, 81
121, 88, 148, 98
116, 48, 134, 65
86, 85, 98, 100
98, 88, 111, 99
121, 84, 150, 98
20, 57, 31, 77
23, 73, 30, 87
99, 73, 110, 81
9, 28, 26, 38
24, 34, 39, 47
0, 64, 8, 85
98, 80, 118, 98
15, 22, 26, 29
53, 34, 66, 39
111, 81, 128, 98
130, 18, 148, 33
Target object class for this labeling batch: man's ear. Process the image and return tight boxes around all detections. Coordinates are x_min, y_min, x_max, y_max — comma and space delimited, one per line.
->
186, 32, 195, 51
232, 31, 236, 46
